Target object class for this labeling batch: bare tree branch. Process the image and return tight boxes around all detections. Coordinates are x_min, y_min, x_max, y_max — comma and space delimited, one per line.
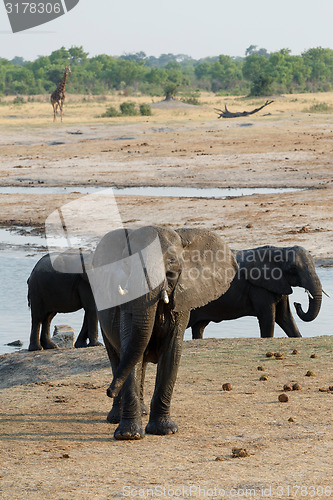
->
214, 100, 274, 119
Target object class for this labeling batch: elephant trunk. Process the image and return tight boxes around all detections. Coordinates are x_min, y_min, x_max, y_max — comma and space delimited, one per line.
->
107, 301, 158, 398
294, 274, 322, 322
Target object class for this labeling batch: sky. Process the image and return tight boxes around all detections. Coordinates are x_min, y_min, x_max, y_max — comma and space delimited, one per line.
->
1, 0, 333, 61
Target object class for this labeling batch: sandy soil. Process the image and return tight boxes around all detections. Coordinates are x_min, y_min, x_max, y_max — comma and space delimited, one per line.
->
0, 94, 333, 498
0, 338, 332, 499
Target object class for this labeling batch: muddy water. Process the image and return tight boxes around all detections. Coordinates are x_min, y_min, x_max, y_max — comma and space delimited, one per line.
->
0, 249, 332, 356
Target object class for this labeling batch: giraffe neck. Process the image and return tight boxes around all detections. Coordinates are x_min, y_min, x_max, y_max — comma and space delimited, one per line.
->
57, 72, 68, 94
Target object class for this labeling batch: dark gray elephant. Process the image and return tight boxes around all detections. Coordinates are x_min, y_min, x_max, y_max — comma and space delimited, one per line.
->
28, 253, 100, 351
90, 226, 238, 440
188, 245, 322, 339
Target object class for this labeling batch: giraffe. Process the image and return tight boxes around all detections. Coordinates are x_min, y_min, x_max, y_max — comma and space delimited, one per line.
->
50, 65, 71, 122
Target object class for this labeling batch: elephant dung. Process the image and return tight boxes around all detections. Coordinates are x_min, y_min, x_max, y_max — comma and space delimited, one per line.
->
52, 325, 75, 349
278, 393, 289, 403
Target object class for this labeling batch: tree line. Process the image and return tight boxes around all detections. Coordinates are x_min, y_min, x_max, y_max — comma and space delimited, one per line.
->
1, 45, 333, 97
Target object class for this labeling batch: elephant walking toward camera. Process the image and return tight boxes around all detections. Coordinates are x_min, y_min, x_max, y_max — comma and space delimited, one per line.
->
90, 226, 238, 440
188, 245, 322, 339
28, 253, 100, 351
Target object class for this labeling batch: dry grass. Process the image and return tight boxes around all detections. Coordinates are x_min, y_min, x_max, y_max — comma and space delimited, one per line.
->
1, 91, 333, 128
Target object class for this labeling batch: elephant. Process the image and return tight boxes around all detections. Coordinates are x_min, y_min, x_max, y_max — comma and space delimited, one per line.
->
89, 225, 238, 440
27, 252, 100, 351
188, 245, 323, 339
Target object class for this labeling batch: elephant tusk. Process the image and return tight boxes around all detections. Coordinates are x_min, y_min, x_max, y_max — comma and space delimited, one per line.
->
322, 289, 330, 298
118, 285, 128, 296
161, 290, 169, 304
305, 289, 314, 300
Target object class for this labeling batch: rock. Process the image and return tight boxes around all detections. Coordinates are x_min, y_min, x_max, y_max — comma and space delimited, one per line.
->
52, 325, 75, 349
6, 340, 23, 347
291, 349, 299, 355
215, 456, 226, 461
260, 375, 269, 381
278, 393, 289, 403
310, 353, 318, 358
274, 352, 284, 360
305, 370, 316, 377
222, 383, 233, 391
292, 383, 302, 391
257, 366, 265, 371
288, 417, 295, 422
266, 352, 274, 358
283, 384, 293, 392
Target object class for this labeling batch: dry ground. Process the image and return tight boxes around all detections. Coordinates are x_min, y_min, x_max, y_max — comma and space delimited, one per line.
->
0, 92, 332, 260
0, 93, 333, 498
0, 338, 332, 499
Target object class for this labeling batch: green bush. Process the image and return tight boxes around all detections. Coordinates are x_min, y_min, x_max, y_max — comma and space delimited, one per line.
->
139, 103, 152, 116
181, 96, 200, 105
119, 101, 138, 116
305, 102, 333, 113
102, 106, 120, 117
13, 96, 25, 104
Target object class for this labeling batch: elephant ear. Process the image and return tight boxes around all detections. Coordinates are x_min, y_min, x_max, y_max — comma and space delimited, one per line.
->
237, 246, 292, 295
172, 229, 238, 312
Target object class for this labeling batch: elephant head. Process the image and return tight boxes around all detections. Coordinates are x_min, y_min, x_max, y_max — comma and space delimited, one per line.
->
91, 226, 238, 398
237, 245, 322, 322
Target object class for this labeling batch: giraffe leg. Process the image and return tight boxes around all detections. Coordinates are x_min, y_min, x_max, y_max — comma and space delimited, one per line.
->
52, 102, 58, 121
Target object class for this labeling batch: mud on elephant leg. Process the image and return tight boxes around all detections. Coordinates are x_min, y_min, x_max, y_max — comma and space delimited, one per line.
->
146, 311, 189, 435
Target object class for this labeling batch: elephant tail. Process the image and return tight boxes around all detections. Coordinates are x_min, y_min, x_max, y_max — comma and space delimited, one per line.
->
27, 278, 31, 309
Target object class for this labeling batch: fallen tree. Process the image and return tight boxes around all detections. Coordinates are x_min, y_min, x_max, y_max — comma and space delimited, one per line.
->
214, 100, 274, 118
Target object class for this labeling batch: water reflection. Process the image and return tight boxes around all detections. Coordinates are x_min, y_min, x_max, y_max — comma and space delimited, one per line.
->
0, 185, 303, 198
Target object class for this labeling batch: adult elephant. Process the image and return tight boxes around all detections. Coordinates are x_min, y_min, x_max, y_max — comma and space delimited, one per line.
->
188, 245, 322, 339
28, 253, 100, 351
89, 226, 238, 440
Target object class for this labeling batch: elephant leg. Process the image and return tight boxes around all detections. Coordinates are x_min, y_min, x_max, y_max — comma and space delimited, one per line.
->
146, 311, 189, 436
102, 330, 122, 424
114, 371, 144, 440
74, 312, 89, 348
136, 360, 148, 415
192, 320, 209, 339
275, 296, 302, 338
40, 313, 58, 349
28, 313, 42, 351
112, 313, 145, 440
257, 305, 276, 338
86, 312, 102, 347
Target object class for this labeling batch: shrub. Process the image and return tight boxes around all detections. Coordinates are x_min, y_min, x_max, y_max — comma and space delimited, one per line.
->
181, 96, 200, 105
305, 102, 333, 113
102, 106, 119, 117
139, 103, 152, 116
119, 101, 138, 116
13, 96, 25, 105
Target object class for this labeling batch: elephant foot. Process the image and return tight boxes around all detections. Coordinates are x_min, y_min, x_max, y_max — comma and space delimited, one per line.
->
106, 407, 121, 424
74, 340, 88, 348
87, 340, 103, 347
41, 340, 58, 350
28, 342, 43, 351
145, 418, 178, 435
114, 421, 145, 440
